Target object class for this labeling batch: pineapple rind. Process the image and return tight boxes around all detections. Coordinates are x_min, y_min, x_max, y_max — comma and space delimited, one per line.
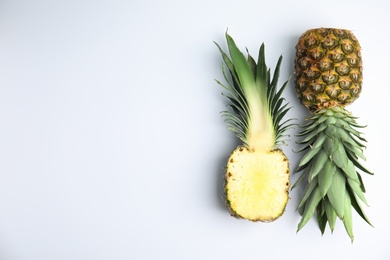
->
295, 106, 372, 240
294, 28, 363, 112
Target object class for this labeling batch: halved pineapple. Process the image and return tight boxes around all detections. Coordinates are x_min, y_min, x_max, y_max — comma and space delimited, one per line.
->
215, 32, 294, 221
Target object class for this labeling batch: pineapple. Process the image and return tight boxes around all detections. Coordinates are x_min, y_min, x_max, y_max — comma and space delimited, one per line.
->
294, 28, 373, 240
215, 32, 294, 222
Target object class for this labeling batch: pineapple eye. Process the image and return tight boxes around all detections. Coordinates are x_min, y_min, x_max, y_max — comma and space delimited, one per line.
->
321, 37, 338, 49
297, 57, 311, 69
318, 61, 333, 71
310, 83, 325, 93
325, 85, 341, 98
333, 28, 347, 38
309, 49, 325, 60
350, 73, 361, 82
335, 65, 351, 76
339, 80, 352, 89
304, 70, 321, 80
329, 52, 345, 62
341, 43, 354, 53
304, 35, 320, 49
322, 74, 339, 84
347, 57, 360, 67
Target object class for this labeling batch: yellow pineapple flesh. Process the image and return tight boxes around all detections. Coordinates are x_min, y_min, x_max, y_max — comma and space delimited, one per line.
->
225, 147, 290, 221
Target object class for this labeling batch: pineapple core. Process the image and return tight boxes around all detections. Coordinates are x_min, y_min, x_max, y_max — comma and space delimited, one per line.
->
225, 146, 290, 222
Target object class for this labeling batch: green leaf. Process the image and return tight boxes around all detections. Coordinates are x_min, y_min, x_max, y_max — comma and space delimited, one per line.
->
347, 177, 368, 206
317, 201, 327, 235
357, 172, 366, 192
325, 124, 338, 137
256, 43, 268, 88
299, 146, 321, 167
270, 55, 283, 92
322, 137, 334, 157
331, 140, 347, 166
301, 123, 327, 143
225, 33, 256, 90
214, 41, 238, 84
327, 169, 346, 218
326, 116, 338, 125
297, 177, 318, 209
296, 121, 318, 136
342, 192, 354, 241
324, 198, 337, 232
309, 150, 329, 182
246, 51, 257, 79
297, 188, 322, 232
311, 133, 327, 149
346, 153, 374, 175
318, 160, 336, 197
343, 141, 366, 160
331, 141, 359, 182
348, 186, 373, 227
292, 166, 310, 190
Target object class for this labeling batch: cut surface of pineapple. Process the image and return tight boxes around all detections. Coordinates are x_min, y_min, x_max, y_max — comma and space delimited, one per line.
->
225, 146, 290, 222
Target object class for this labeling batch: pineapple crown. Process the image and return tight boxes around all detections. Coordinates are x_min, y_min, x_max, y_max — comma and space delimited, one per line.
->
294, 106, 373, 241
215, 32, 294, 149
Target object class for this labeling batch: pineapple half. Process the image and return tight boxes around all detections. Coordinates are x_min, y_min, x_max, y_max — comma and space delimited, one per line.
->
215, 33, 294, 222
294, 28, 373, 240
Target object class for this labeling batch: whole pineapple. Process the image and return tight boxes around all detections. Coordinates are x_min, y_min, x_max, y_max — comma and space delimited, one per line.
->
294, 28, 373, 240
215, 33, 294, 222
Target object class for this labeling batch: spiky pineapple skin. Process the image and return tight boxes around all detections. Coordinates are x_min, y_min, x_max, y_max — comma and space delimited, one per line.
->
295, 28, 363, 112
224, 146, 290, 222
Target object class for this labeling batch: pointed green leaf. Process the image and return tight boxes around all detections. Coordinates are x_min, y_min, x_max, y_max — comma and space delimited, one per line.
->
318, 160, 336, 197
324, 198, 337, 232
348, 186, 373, 227
297, 188, 322, 232
225, 33, 256, 90
297, 177, 318, 209
325, 124, 338, 137
299, 146, 321, 167
301, 123, 327, 143
347, 177, 368, 205
246, 51, 257, 79
311, 133, 327, 149
342, 192, 354, 241
214, 41, 238, 84
292, 166, 310, 190
343, 141, 366, 160
329, 139, 345, 163
326, 116, 338, 125
270, 55, 283, 90
256, 43, 267, 87
317, 201, 327, 235
327, 169, 346, 218
309, 150, 329, 182
347, 153, 374, 175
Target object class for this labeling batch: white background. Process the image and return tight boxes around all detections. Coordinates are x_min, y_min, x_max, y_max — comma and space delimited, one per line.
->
0, 0, 389, 259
